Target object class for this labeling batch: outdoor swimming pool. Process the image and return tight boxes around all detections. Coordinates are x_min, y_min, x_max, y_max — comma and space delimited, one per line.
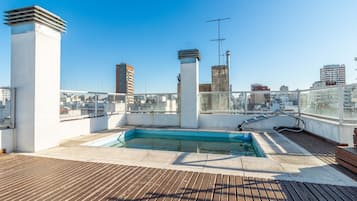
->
85, 129, 265, 157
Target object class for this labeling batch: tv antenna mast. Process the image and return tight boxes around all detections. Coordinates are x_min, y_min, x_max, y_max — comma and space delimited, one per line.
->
206, 17, 230, 65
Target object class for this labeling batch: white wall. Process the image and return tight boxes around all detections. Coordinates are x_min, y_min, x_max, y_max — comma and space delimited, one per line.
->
302, 115, 354, 145
127, 113, 179, 127
199, 114, 297, 130
126, 113, 297, 130
0, 129, 14, 153
340, 124, 355, 146
11, 25, 36, 152
59, 114, 127, 140
11, 23, 61, 152
180, 59, 199, 128
34, 24, 61, 152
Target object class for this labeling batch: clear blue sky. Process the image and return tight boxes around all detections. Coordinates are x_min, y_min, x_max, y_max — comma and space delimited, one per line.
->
0, 0, 357, 92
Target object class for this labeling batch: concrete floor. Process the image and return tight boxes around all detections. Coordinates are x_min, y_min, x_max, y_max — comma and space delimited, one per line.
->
25, 128, 357, 187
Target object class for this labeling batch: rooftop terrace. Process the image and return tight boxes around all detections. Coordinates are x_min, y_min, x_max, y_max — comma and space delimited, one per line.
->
0, 154, 356, 201
0, 5, 356, 200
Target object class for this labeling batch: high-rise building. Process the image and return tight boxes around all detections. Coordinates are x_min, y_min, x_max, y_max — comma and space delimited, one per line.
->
116, 63, 134, 94
320, 64, 345, 86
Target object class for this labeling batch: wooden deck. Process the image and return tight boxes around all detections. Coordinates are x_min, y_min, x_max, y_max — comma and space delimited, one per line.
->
0, 155, 356, 201
281, 130, 357, 181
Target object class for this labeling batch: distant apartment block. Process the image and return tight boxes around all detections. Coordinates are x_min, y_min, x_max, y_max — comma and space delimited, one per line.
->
320, 64, 345, 86
280, 85, 289, 92
249, 84, 271, 110
199, 83, 212, 92
311, 81, 326, 89
116, 63, 134, 94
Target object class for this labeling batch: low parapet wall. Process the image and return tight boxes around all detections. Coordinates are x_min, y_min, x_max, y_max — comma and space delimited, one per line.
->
0, 129, 14, 153
59, 113, 127, 140
126, 113, 298, 130
199, 114, 297, 130
126, 113, 179, 127
301, 115, 354, 145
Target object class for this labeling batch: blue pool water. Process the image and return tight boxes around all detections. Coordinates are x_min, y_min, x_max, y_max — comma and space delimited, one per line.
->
105, 129, 264, 157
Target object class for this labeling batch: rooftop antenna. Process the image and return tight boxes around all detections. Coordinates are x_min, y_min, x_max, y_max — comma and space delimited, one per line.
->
206, 17, 230, 65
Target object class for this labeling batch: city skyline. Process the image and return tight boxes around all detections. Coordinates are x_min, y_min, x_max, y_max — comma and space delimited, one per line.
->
0, 0, 357, 93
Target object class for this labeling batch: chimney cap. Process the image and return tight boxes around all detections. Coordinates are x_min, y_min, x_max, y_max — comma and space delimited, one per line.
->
178, 49, 200, 60
4, 5, 66, 33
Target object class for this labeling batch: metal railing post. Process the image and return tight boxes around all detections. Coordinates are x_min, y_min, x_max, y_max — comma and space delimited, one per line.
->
124, 94, 127, 114
297, 89, 301, 117
244, 92, 248, 115
94, 93, 98, 117
338, 86, 344, 124
10, 88, 16, 129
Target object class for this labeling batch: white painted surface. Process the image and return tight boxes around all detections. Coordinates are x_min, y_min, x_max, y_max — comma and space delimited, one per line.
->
11, 22, 62, 152
0, 129, 14, 153
180, 59, 199, 128
127, 113, 179, 127
59, 114, 127, 140
302, 115, 354, 145
199, 114, 296, 130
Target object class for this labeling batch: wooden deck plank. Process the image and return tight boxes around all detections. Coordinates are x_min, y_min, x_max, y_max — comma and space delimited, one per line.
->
154, 170, 182, 201
104, 166, 152, 200
0, 155, 356, 201
228, 175, 237, 201
248, 177, 261, 201
185, 172, 206, 201
220, 175, 229, 201
345, 186, 357, 200
203, 173, 217, 201
318, 184, 344, 201
294, 181, 319, 201
334, 186, 357, 200
279, 180, 302, 201
260, 179, 279, 200
160, 170, 189, 201
47, 163, 116, 200
281, 131, 357, 181
20, 162, 98, 201
325, 184, 353, 201
254, 178, 269, 201
195, 173, 210, 201
170, 171, 194, 201
1, 160, 96, 200
303, 183, 328, 201
131, 169, 170, 201
242, 176, 254, 201
149, 170, 181, 201
235, 175, 245, 200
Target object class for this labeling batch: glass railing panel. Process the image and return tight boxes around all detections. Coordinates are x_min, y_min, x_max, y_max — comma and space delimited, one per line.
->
60, 91, 97, 119
343, 84, 357, 121
246, 91, 298, 114
200, 92, 235, 113
299, 87, 339, 119
200, 91, 298, 114
127, 93, 178, 113
106, 94, 126, 114
0, 88, 12, 129
96, 93, 107, 116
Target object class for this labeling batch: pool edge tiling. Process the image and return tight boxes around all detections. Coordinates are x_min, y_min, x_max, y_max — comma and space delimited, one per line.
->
29, 127, 357, 187
83, 129, 265, 157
